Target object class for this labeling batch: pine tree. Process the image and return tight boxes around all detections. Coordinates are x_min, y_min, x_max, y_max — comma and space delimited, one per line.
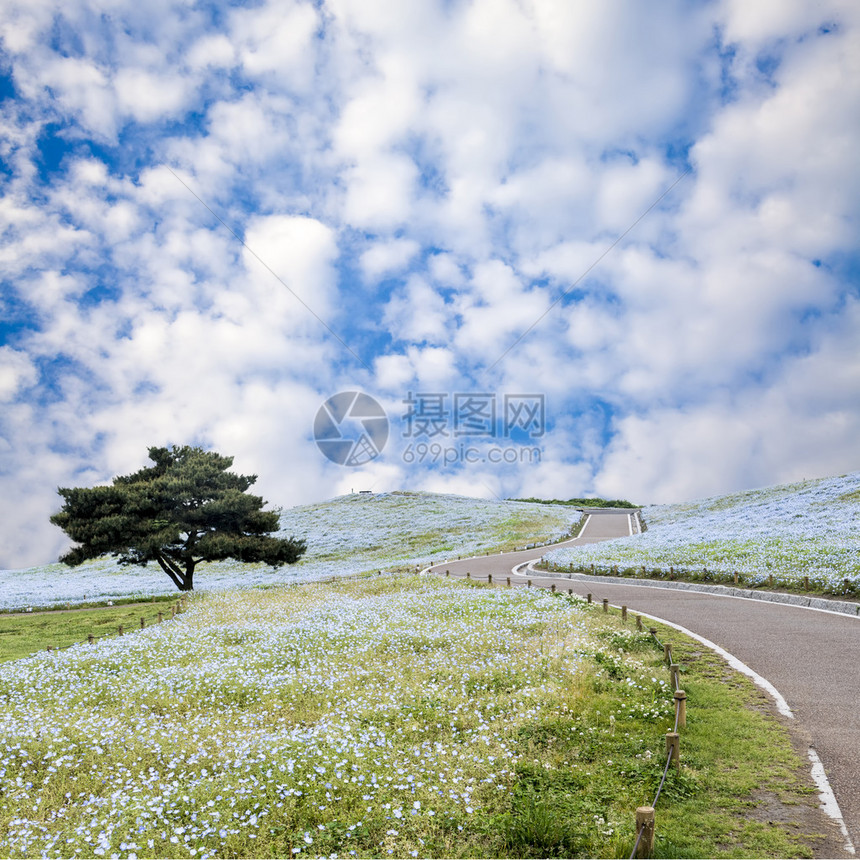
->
50, 445, 306, 591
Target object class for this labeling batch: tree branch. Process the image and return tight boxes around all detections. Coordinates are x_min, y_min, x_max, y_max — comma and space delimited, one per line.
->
155, 553, 186, 590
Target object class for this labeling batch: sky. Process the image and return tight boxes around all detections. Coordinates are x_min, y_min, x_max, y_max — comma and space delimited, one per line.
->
1, 0, 859, 569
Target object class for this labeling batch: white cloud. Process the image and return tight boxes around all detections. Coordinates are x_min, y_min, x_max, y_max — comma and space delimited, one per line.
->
114, 68, 192, 123
231, 0, 319, 88
374, 345, 458, 393
359, 238, 420, 281
242, 214, 339, 320
0, 347, 37, 401
39, 56, 118, 138
383, 275, 450, 345
719, 0, 852, 47
453, 260, 550, 358
596, 298, 860, 504
187, 33, 237, 71
341, 154, 418, 229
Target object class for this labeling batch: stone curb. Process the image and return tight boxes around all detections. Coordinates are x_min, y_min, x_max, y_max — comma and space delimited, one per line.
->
528, 565, 860, 618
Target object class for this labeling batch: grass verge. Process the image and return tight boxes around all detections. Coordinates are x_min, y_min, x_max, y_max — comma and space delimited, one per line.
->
540, 562, 859, 604
0, 597, 183, 663
0, 575, 828, 858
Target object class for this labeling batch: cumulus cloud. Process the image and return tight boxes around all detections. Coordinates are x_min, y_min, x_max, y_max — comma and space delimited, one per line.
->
359, 238, 420, 281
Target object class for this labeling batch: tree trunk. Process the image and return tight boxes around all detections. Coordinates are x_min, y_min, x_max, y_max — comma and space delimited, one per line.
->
156, 554, 195, 591
182, 558, 195, 591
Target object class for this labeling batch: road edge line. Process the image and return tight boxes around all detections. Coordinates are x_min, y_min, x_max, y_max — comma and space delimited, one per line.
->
808, 748, 856, 855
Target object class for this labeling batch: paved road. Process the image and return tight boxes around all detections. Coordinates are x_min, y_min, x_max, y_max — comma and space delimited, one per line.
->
429, 511, 859, 853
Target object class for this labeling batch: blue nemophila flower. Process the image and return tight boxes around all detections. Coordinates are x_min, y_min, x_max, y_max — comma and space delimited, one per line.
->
0, 577, 603, 858
1, 494, 579, 611
545, 472, 859, 590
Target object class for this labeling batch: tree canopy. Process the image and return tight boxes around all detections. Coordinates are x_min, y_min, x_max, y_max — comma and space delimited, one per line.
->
50, 445, 306, 591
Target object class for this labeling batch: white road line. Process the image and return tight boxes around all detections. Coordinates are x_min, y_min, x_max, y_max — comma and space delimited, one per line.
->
573, 512, 593, 541
809, 748, 857, 855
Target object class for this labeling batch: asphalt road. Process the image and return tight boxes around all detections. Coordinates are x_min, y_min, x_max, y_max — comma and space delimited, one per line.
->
429, 510, 860, 853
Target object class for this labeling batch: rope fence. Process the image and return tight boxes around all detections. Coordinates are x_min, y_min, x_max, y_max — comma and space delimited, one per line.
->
440, 567, 688, 858
628, 625, 686, 857
41, 594, 190, 655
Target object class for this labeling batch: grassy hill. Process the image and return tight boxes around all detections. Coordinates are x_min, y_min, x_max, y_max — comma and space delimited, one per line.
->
543, 471, 860, 595
0, 492, 580, 612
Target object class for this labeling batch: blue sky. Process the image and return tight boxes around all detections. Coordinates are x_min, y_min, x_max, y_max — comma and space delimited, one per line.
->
1, 0, 859, 568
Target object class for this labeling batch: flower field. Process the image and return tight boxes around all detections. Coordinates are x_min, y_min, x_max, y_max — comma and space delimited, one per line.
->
0, 575, 672, 859
0, 492, 579, 612
544, 471, 860, 594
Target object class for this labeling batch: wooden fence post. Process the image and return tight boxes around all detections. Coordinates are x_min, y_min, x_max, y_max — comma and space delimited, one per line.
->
636, 615, 643, 631
488, 574, 493, 584
635, 806, 655, 857
88, 634, 94, 644
602, 598, 609, 613
587, 593, 592, 604
674, 690, 687, 728
666, 732, 680, 771
140, 617, 145, 629
507, 576, 511, 586
118, 625, 123, 636
551, 583, 556, 592
622, 605, 627, 622
670, 664, 680, 689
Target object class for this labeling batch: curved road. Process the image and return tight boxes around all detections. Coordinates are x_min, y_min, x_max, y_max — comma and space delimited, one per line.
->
429, 511, 860, 854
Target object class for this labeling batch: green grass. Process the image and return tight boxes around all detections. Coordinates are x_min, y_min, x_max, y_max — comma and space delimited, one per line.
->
504, 607, 825, 859
0, 598, 184, 662
0, 576, 828, 858
509, 497, 639, 509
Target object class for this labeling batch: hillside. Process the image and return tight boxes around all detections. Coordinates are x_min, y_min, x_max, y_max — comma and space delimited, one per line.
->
0, 492, 580, 612
544, 471, 860, 593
